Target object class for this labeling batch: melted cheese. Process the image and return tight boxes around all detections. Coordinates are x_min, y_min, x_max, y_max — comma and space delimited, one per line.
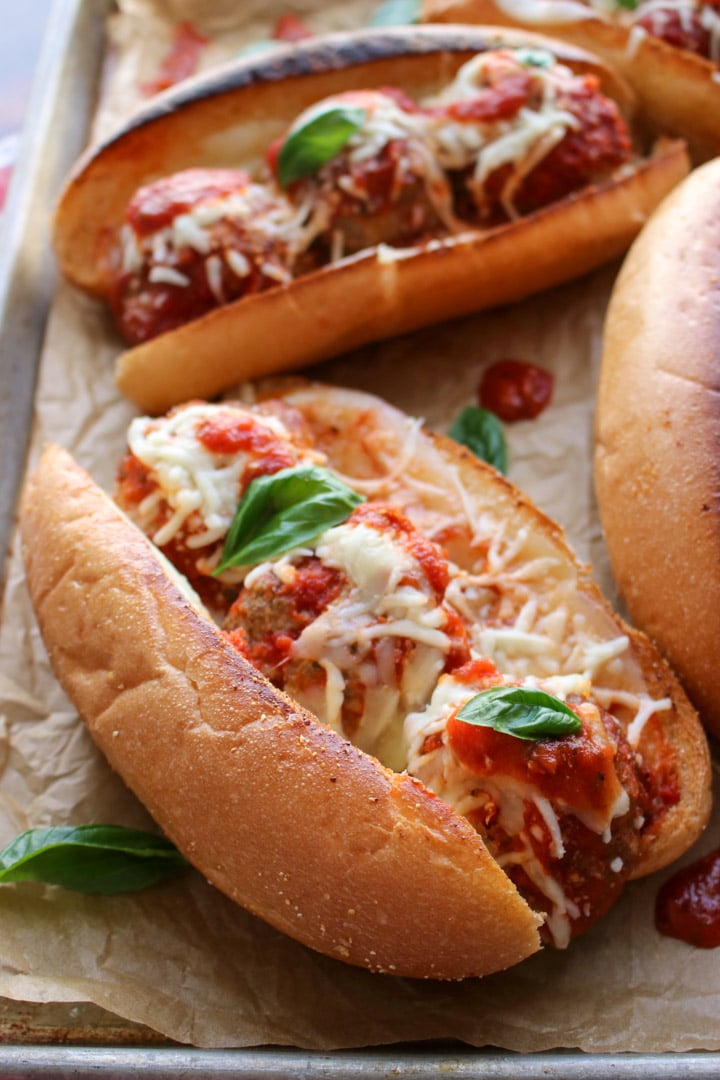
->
423, 51, 581, 218
242, 518, 457, 768
127, 403, 320, 551
122, 186, 306, 279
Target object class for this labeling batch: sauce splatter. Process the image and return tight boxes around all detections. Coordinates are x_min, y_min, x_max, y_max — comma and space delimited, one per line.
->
656, 848, 720, 948
142, 21, 208, 96
479, 359, 554, 422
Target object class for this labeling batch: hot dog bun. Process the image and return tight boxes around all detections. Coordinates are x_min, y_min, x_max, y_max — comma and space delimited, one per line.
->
594, 157, 720, 740
19, 443, 542, 980
52, 26, 689, 414
421, 0, 720, 164
19, 384, 712, 976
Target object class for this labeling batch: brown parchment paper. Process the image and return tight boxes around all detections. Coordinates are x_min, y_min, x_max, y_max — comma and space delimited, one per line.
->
0, 0, 718, 1053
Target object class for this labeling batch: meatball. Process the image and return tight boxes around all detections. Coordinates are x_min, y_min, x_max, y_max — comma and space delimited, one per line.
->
108, 168, 301, 344
223, 503, 471, 768
268, 89, 459, 259
405, 658, 658, 946
425, 49, 633, 224
114, 399, 326, 612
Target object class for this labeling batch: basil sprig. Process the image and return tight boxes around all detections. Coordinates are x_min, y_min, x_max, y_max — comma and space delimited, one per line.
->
215, 465, 364, 573
0, 825, 190, 895
277, 105, 367, 189
449, 405, 508, 474
369, 0, 421, 25
455, 686, 583, 741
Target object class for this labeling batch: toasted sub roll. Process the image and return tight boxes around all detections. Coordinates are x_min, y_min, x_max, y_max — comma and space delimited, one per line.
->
421, 0, 720, 163
20, 384, 711, 977
595, 158, 720, 740
52, 26, 689, 415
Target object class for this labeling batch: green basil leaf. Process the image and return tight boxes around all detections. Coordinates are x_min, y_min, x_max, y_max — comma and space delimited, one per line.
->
369, 0, 422, 25
277, 105, 367, 189
449, 405, 508, 474
455, 686, 583, 741
215, 465, 365, 572
616, 0, 638, 10
0, 825, 190, 894
513, 47, 555, 68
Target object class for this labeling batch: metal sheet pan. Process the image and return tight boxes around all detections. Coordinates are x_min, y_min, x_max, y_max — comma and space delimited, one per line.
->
0, 0, 719, 1072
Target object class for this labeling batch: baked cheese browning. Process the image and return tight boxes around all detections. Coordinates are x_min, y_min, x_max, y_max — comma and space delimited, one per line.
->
114, 400, 326, 610
423, 48, 633, 222
268, 88, 461, 260
107, 168, 305, 345
223, 502, 471, 770
404, 657, 660, 946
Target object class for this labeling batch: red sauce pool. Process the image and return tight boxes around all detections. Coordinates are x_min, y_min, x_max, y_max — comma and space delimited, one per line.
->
655, 848, 720, 948
479, 359, 554, 422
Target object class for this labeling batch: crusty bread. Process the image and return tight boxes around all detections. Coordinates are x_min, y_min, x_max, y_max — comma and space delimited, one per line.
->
52, 25, 689, 413
19, 385, 712, 974
421, 0, 720, 164
19, 443, 542, 980
594, 158, 720, 741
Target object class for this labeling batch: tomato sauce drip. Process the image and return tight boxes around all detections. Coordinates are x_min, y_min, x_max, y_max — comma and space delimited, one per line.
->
116, 451, 157, 504
442, 609, 473, 673
194, 412, 297, 486
126, 169, 250, 237
479, 359, 554, 422
656, 849, 720, 948
440, 72, 533, 123
141, 20, 209, 96
272, 13, 313, 41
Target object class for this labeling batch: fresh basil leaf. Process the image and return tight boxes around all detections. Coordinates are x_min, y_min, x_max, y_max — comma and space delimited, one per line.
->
0, 825, 190, 895
215, 465, 364, 572
616, 0, 638, 10
514, 47, 555, 68
449, 405, 508, 474
455, 686, 583, 741
277, 105, 366, 189
369, 0, 421, 25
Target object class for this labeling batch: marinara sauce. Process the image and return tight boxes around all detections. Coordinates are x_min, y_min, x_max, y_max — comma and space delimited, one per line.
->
656, 848, 720, 948
479, 359, 554, 422
141, 20, 208, 96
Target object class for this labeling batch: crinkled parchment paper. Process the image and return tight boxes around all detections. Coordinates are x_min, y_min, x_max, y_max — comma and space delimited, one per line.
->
0, 0, 718, 1053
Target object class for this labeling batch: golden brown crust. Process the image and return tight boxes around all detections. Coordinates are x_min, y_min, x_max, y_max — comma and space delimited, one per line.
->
421, 0, 720, 163
19, 385, 712, 972
19, 443, 542, 980
594, 157, 720, 742
52, 25, 689, 413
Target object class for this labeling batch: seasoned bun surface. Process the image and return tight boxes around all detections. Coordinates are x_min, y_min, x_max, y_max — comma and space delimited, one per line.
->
19, 384, 712, 974
595, 157, 720, 739
20, 443, 542, 980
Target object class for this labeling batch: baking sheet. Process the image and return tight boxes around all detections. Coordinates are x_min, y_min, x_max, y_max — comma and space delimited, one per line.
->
1, 0, 720, 1068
